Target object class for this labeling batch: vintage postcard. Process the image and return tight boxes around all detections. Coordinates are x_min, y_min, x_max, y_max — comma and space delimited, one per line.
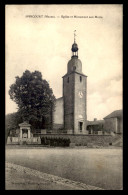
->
5, 4, 123, 190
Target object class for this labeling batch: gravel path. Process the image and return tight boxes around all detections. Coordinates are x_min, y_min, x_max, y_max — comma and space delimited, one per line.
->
6, 162, 104, 190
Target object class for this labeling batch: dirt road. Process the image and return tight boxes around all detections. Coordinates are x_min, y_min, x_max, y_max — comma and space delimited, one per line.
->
6, 147, 122, 190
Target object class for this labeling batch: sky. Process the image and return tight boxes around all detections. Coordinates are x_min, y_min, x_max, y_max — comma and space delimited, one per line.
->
5, 4, 123, 120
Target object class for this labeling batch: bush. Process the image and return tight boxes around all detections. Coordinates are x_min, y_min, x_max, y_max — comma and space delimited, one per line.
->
41, 137, 70, 147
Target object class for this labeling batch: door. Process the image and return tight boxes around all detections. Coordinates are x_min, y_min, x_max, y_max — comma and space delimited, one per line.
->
79, 122, 83, 132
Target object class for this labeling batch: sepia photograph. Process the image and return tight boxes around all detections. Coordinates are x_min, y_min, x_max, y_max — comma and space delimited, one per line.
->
5, 4, 123, 190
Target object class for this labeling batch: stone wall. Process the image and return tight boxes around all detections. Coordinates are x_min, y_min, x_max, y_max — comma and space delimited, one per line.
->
7, 136, 41, 145
52, 124, 64, 130
7, 134, 122, 146
117, 118, 123, 134
38, 134, 113, 146
104, 118, 117, 133
53, 97, 64, 129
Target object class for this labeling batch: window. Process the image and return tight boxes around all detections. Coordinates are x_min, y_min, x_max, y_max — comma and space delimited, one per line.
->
67, 77, 69, 83
80, 76, 82, 82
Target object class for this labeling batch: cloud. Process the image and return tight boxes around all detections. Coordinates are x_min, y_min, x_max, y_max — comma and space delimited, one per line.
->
87, 76, 122, 120
88, 92, 122, 120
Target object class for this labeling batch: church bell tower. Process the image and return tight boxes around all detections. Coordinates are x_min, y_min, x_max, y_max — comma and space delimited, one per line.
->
63, 31, 87, 134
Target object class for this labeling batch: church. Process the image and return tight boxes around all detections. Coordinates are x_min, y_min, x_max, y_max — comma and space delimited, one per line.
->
7, 33, 123, 145
52, 34, 122, 136
52, 34, 88, 134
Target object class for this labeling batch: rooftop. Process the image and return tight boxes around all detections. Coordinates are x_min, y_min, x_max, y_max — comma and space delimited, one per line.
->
103, 110, 123, 119
87, 120, 105, 126
19, 121, 31, 127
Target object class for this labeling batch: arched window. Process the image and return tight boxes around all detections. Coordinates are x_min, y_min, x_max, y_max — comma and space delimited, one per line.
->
80, 76, 82, 82
67, 77, 69, 83
73, 66, 76, 71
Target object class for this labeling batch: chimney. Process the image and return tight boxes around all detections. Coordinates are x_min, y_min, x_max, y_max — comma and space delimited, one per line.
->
94, 118, 97, 121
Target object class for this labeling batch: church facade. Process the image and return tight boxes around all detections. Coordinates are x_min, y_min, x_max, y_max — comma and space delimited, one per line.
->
53, 38, 88, 134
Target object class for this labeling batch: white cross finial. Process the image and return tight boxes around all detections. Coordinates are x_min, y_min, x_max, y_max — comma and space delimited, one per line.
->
74, 30, 76, 43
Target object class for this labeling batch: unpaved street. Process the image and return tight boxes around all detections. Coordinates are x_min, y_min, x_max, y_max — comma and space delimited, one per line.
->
6, 147, 122, 190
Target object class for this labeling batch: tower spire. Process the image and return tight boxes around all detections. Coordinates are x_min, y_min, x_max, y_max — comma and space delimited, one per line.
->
71, 30, 78, 57
74, 30, 76, 43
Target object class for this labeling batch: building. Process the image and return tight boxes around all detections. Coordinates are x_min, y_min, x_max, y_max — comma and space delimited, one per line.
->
85, 110, 123, 135
52, 37, 123, 135
53, 34, 87, 134
103, 110, 123, 134
86, 118, 104, 135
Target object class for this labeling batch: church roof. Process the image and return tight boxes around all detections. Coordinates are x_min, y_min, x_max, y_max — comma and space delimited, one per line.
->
68, 56, 82, 66
72, 43, 78, 52
103, 110, 123, 119
56, 97, 63, 101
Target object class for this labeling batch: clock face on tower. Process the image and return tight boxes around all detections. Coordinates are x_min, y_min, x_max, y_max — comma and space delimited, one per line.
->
78, 91, 83, 98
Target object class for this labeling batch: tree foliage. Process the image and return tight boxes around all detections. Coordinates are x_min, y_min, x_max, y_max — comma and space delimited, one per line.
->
5, 112, 22, 142
9, 70, 56, 123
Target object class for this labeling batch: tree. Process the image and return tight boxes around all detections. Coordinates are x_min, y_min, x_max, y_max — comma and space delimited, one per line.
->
5, 112, 22, 143
9, 70, 56, 127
